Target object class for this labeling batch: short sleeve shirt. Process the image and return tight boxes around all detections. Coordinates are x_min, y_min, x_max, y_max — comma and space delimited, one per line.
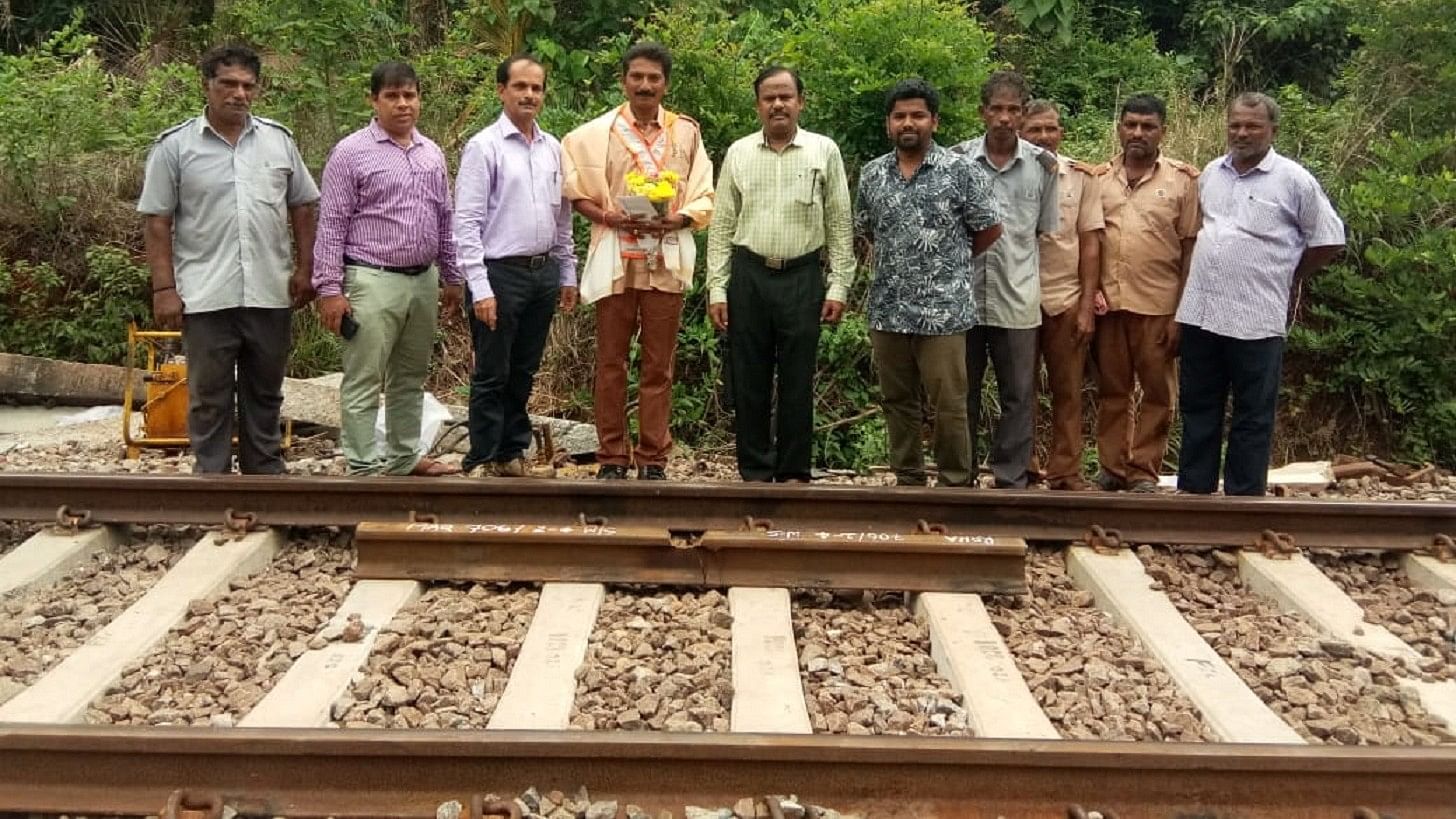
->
854, 144, 1001, 336
137, 113, 320, 313
1038, 155, 1105, 316
1097, 153, 1200, 316
952, 136, 1059, 329
1177, 149, 1345, 340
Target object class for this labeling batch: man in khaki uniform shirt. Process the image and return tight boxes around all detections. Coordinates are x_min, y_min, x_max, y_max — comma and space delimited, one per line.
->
1021, 100, 1103, 490
1093, 94, 1200, 492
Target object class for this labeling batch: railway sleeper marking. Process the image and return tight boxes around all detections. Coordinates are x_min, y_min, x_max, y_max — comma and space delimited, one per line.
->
729, 587, 813, 734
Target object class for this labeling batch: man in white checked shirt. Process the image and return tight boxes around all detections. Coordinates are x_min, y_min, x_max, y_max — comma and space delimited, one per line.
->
1175, 92, 1344, 496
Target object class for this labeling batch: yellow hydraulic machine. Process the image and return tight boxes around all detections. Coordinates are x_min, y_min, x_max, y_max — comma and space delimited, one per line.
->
122, 323, 291, 458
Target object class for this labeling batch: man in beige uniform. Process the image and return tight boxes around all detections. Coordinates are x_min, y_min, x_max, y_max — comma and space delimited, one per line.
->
1094, 93, 1200, 492
1020, 100, 1103, 490
562, 41, 714, 480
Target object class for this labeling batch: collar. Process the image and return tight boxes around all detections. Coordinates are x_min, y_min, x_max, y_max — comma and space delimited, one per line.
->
368, 118, 421, 146
964, 134, 1035, 169
919, 142, 949, 168
1219, 146, 1280, 175
495, 112, 541, 143
621, 102, 667, 130
1110, 151, 1166, 180
756, 127, 805, 150
198, 109, 256, 138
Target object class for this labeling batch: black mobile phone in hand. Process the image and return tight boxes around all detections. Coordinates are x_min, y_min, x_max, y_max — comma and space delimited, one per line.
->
340, 312, 360, 340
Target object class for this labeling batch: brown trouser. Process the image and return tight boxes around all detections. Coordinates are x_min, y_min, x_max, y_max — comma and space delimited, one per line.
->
1038, 306, 1090, 486
594, 287, 684, 467
1094, 310, 1176, 485
870, 330, 973, 487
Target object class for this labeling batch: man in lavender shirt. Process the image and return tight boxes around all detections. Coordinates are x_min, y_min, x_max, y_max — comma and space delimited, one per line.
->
453, 54, 578, 478
314, 61, 464, 476
1175, 92, 1344, 495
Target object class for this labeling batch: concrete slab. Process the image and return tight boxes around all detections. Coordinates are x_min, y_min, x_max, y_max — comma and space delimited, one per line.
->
1067, 547, 1303, 743
729, 587, 811, 734
1239, 553, 1418, 659
1402, 554, 1456, 595
1240, 551, 1456, 730
487, 583, 604, 730
0, 525, 125, 597
915, 592, 1058, 739
240, 579, 423, 728
0, 529, 281, 724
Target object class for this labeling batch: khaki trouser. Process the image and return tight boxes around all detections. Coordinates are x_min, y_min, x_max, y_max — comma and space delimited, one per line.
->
1094, 310, 1176, 485
1037, 306, 1091, 486
594, 287, 684, 468
340, 264, 439, 475
870, 330, 973, 487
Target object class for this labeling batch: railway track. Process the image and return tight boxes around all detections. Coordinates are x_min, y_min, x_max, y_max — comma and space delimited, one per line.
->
1, 472, 1455, 817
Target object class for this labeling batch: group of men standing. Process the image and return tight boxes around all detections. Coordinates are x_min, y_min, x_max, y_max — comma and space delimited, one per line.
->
141, 42, 1344, 496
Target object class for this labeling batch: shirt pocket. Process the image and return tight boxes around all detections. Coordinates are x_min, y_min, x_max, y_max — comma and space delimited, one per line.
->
251, 164, 290, 204
412, 166, 446, 206
1138, 189, 1181, 235
1238, 193, 1289, 239
794, 167, 823, 206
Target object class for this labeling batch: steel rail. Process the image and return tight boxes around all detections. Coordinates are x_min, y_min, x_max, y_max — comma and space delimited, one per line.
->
2, 472, 1452, 550
2, 726, 1455, 818
351, 521, 1029, 593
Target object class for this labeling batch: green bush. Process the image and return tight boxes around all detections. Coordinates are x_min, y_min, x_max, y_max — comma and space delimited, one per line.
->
0, 245, 149, 363
1289, 135, 1456, 465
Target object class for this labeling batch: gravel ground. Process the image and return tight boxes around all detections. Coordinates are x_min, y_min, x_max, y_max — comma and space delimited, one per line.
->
1139, 546, 1455, 744
0, 520, 43, 558
0, 525, 195, 706
569, 589, 733, 732
986, 548, 1215, 741
793, 591, 968, 735
336, 583, 538, 729
85, 534, 353, 725
1310, 551, 1455, 683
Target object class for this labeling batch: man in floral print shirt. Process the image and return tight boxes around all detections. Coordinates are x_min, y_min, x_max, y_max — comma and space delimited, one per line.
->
855, 78, 1002, 488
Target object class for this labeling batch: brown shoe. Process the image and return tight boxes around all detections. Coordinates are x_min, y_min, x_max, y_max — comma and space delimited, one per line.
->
493, 457, 527, 478
410, 457, 461, 476
1049, 477, 1095, 491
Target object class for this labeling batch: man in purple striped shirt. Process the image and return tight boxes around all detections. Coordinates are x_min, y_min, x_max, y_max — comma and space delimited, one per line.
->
452, 54, 577, 478
313, 61, 464, 477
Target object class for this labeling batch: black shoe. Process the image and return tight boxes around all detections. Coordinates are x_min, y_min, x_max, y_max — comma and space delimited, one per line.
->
638, 464, 667, 481
596, 464, 629, 480
1095, 471, 1127, 491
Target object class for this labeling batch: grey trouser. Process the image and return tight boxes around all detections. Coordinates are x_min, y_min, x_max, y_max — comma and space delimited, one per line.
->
966, 325, 1038, 488
181, 307, 291, 474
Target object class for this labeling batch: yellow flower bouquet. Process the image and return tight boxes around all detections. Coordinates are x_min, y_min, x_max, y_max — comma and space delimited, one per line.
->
625, 169, 681, 217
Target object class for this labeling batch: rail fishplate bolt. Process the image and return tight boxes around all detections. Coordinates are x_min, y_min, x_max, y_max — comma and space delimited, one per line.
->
1082, 524, 1124, 554
214, 508, 259, 543
52, 504, 92, 535
161, 789, 223, 819
742, 516, 775, 533
1427, 534, 1454, 563
469, 793, 523, 819
1252, 529, 1298, 559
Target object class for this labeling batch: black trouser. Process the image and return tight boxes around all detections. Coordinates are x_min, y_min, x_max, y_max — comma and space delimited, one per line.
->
464, 259, 559, 470
727, 248, 823, 482
966, 325, 1038, 488
1176, 323, 1285, 496
181, 307, 291, 474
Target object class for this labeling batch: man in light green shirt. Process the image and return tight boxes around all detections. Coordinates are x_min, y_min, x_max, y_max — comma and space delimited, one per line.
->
706, 65, 855, 482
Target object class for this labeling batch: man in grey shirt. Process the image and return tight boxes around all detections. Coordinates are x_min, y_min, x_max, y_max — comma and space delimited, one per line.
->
137, 45, 319, 474
953, 71, 1058, 488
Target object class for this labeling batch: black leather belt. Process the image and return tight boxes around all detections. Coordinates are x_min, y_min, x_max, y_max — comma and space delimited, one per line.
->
734, 246, 821, 271
488, 254, 552, 270
344, 255, 429, 276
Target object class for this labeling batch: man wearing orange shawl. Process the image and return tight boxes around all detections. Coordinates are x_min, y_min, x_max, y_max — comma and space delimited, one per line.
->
562, 41, 714, 480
